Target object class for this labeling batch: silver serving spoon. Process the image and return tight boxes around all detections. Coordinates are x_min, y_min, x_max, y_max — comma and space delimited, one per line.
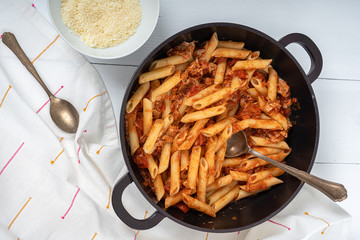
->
226, 130, 347, 202
2, 32, 79, 133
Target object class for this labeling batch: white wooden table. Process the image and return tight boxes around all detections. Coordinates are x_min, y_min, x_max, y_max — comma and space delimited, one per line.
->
32, 0, 360, 239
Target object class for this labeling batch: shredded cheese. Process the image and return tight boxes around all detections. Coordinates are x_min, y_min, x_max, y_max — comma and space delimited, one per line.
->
61, 0, 142, 48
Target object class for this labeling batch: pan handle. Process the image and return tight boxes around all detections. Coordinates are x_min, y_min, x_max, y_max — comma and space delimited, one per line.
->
112, 173, 165, 230
279, 33, 323, 83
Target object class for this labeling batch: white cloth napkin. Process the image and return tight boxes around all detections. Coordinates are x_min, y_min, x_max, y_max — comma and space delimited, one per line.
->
0, 0, 352, 239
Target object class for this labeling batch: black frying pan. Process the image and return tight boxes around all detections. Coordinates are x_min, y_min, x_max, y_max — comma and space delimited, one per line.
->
112, 23, 322, 233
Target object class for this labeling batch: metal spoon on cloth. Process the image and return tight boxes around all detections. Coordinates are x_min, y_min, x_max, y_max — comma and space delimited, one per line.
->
2, 32, 79, 133
226, 130, 347, 202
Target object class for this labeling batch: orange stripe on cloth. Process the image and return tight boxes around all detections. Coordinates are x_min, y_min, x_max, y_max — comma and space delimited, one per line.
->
83, 91, 107, 112
106, 186, 112, 209
8, 197, 32, 230
91, 232, 97, 240
31, 35, 60, 64
96, 145, 105, 155
0, 85, 11, 108
51, 149, 64, 165
304, 212, 330, 234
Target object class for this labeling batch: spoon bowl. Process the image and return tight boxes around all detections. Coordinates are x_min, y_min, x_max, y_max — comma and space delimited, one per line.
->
49, 97, 79, 133
2, 32, 79, 133
225, 130, 250, 157
226, 130, 347, 202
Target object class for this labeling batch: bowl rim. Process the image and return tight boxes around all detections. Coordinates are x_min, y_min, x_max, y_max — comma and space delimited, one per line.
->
46, 0, 160, 59
119, 22, 319, 233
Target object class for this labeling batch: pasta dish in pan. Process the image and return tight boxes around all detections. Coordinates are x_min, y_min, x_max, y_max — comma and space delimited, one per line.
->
125, 32, 296, 217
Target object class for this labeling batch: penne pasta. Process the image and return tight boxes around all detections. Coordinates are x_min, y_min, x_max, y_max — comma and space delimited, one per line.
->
216, 108, 229, 122
192, 88, 232, 110
213, 185, 240, 213
184, 84, 221, 106
178, 100, 189, 118
259, 113, 271, 120
182, 194, 216, 217
139, 65, 175, 84
158, 143, 172, 173
149, 55, 188, 70
126, 82, 150, 113
231, 77, 241, 91
153, 174, 165, 201
163, 114, 174, 132
185, 146, 202, 189
172, 124, 190, 151
212, 48, 251, 59
214, 59, 227, 84
206, 174, 233, 192
205, 136, 217, 185
179, 150, 189, 172
207, 181, 238, 206
175, 61, 189, 71
247, 51, 260, 60
229, 171, 250, 182
197, 157, 209, 202
247, 87, 259, 99
217, 40, 245, 50
179, 119, 208, 150
258, 97, 289, 130
267, 67, 278, 101
214, 143, 227, 178
236, 188, 263, 201
181, 105, 226, 123
232, 119, 283, 133
238, 151, 291, 171
202, 32, 219, 62
251, 77, 268, 96
146, 154, 158, 179
244, 177, 283, 192
222, 157, 245, 167
248, 147, 282, 158
143, 119, 165, 154
232, 59, 272, 70
206, 190, 216, 199
214, 124, 232, 152
201, 117, 236, 137
162, 94, 171, 119
247, 166, 285, 184
165, 188, 193, 208
151, 71, 181, 102
128, 112, 140, 155
250, 136, 290, 149
170, 151, 181, 196
143, 98, 153, 136
175, 56, 193, 72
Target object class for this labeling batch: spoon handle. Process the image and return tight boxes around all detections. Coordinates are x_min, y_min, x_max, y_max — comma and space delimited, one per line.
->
248, 148, 347, 202
2, 32, 54, 98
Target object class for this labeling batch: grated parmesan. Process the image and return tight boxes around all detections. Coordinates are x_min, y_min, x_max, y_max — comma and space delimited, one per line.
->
61, 0, 142, 48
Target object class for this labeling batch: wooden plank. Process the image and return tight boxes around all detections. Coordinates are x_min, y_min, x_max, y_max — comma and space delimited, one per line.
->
312, 79, 360, 164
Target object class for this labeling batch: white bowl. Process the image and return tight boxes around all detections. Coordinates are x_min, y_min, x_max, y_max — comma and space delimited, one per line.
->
47, 0, 159, 59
